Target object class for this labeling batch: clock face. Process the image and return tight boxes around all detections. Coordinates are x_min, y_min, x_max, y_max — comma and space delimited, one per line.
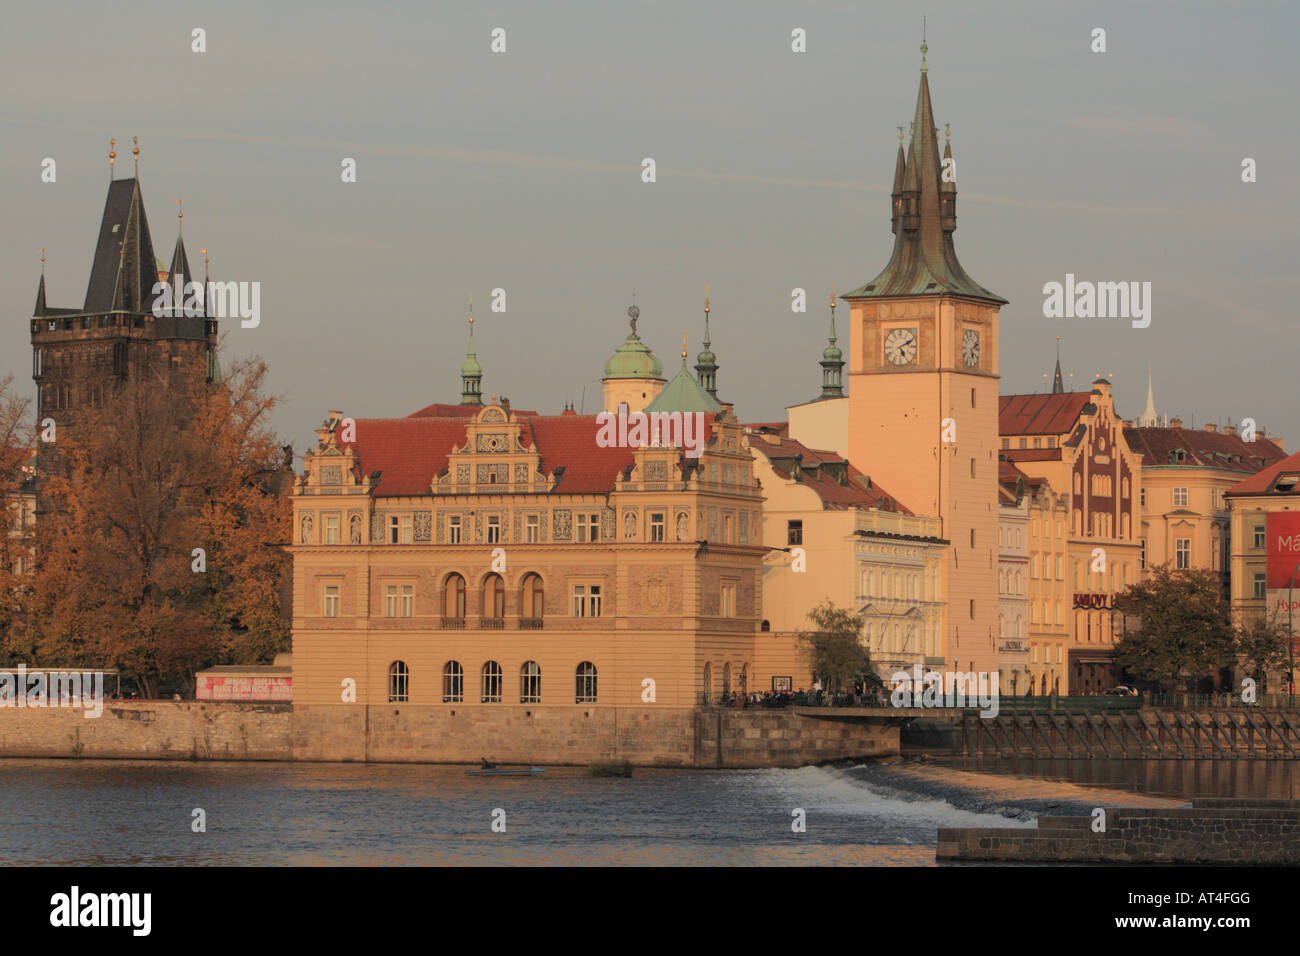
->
884, 327, 918, 366
961, 329, 980, 368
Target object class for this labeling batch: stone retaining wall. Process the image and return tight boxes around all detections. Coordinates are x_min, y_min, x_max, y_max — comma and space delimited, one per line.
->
938, 805, 1300, 863
0, 702, 899, 768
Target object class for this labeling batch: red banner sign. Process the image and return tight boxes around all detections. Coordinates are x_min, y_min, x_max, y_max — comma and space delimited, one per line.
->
1265, 512, 1300, 589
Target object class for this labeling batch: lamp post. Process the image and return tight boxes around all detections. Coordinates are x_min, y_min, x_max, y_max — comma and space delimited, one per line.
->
1289, 560, 1299, 709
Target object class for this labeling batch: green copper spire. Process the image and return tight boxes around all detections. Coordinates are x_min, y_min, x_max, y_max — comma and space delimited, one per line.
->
819, 284, 844, 399
460, 298, 483, 406
695, 285, 718, 399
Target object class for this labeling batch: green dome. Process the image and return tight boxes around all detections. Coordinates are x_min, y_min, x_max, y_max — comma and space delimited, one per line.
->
822, 343, 842, 362
696, 346, 717, 366
603, 333, 664, 380
461, 353, 482, 376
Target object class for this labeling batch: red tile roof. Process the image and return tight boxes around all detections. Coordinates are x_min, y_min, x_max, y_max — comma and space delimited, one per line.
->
999, 392, 1092, 436
341, 412, 717, 497
749, 434, 911, 513
526, 415, 635, 493
1001, 448, 1063, 462
1226, 449, 1300, 496
1124, 427, 1287, 474
407, 402, 538, 419
343, 418, 469, 495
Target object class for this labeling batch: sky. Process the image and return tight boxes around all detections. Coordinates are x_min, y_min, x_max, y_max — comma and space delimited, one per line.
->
3, 0, 1297, 454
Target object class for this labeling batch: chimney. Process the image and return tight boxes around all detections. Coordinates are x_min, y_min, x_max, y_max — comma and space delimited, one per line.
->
1204, 423, 1217, 433
1224, 424, 1236, 436
1170, 417, 1183, 429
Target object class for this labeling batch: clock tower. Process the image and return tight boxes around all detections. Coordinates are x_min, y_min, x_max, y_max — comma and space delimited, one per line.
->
842, 43, 1006, 676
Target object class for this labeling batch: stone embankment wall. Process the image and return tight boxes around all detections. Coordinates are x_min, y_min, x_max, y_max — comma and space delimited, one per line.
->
0, 702, 899, 767
0, 701, 292, 760
938, 800, 1300, 863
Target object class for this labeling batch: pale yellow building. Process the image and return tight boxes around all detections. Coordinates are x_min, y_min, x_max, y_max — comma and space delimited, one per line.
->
747, 426, 946, 687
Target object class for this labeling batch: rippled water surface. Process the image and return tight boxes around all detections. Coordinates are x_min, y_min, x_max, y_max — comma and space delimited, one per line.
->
0, 758, 1098, 866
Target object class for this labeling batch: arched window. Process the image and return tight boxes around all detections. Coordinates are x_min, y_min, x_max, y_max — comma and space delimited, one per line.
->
702, 662, 712, 704
740, 664, 748, 697
999, 614, 1006, 638
444, 573, 466, 621
575, 662, 597, 703
483, 573, 505, 622
520, 661, 541, 703
722, 662, 732, 698
760, 620, 770, 632
388, 661, 409, 702
442, 661, 463, 702
521, 573, 544, 623
481, 661, 502, 702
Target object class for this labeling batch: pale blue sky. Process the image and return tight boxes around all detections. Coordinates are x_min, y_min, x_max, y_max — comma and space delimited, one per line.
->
3, 0, 1297, 451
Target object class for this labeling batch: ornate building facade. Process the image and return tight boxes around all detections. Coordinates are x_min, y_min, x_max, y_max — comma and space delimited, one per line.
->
290, 321, 766, 713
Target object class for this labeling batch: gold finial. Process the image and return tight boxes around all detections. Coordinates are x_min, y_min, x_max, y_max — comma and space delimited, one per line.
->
921, 16, 928, 73
201, 249, 209, 283
109, 138, 116, 176
944, 122, 951, 140
40, 248, 45, 275
469, 293, 474, 325
705, 284, 710, 314
682, 330, 688, 360
830, 281, 836, 313
133, 136, 139, 174
897, 125, 905, 144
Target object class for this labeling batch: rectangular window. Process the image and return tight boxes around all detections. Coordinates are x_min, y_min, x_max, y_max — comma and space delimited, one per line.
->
1254, 573, 1267, 599
787, 520, 803, 546
389, 514, 413, 544
1173, 487, 1188, 507
1019, 438, 1027, 449
1055, 555, 1063, 580
1139, 538, 1146, 570
324, 515, 339, 545
1033, 437, 1042, 449
969, 599, 975, 619
1175, 538, 1190, 569
385, 585, 398, 618
525, 514, 539, 543
401, 584, 414, 618
448, 514, 462, 544
572, 585, 603, 618
1140, 487, 1146, 506
323, 585, 340, 618
1253, 526, 1266, 549
576, 513, 599, 543
970, 458, 976, 478
649, 512, 665, 543
1048, 437, 1057, 449
721, 584, 736, 617
486, 515, 501, 544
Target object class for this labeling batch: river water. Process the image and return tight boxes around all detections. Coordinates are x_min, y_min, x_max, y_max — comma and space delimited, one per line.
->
0, 757, 1275, 866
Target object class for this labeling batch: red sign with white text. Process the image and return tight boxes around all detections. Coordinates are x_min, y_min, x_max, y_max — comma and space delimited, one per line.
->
1265, 512, 1300, 589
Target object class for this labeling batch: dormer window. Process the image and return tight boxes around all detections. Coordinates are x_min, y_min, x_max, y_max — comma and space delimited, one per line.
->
1276, 474, 1299, 493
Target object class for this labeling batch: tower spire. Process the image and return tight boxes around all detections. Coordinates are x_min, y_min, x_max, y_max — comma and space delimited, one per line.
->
1052, 336, 1065, 393
1139, 369, 1159, 427
460, 296, 483, 405
695, 284, 719, 399
819, 282, 844, 399
34, 249, 47, 316
845, 35, 1005, 304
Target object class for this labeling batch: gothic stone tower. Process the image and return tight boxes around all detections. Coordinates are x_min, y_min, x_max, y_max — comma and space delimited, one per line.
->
30, 160, 219, 508
842, 47, 1006, 676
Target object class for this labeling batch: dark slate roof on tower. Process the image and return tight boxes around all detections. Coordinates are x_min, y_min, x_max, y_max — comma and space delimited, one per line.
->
33, 275, 46, 316
167, 233, 193, 289
84, 178, 159, 313
845, 58, 1006, 305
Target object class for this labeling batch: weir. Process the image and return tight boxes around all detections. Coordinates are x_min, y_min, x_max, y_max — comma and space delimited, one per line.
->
952, 708, 1300, 760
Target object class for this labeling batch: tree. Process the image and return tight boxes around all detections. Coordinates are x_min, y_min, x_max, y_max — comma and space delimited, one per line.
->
798, 601, 879, 696
22, 357, 290, 697
0, 375, 35, 656
1236, 613, 1291, 693
1112, 564, 1236, 693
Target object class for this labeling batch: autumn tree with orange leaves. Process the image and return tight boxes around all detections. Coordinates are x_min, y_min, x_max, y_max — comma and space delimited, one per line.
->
22, 358, 291, 698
